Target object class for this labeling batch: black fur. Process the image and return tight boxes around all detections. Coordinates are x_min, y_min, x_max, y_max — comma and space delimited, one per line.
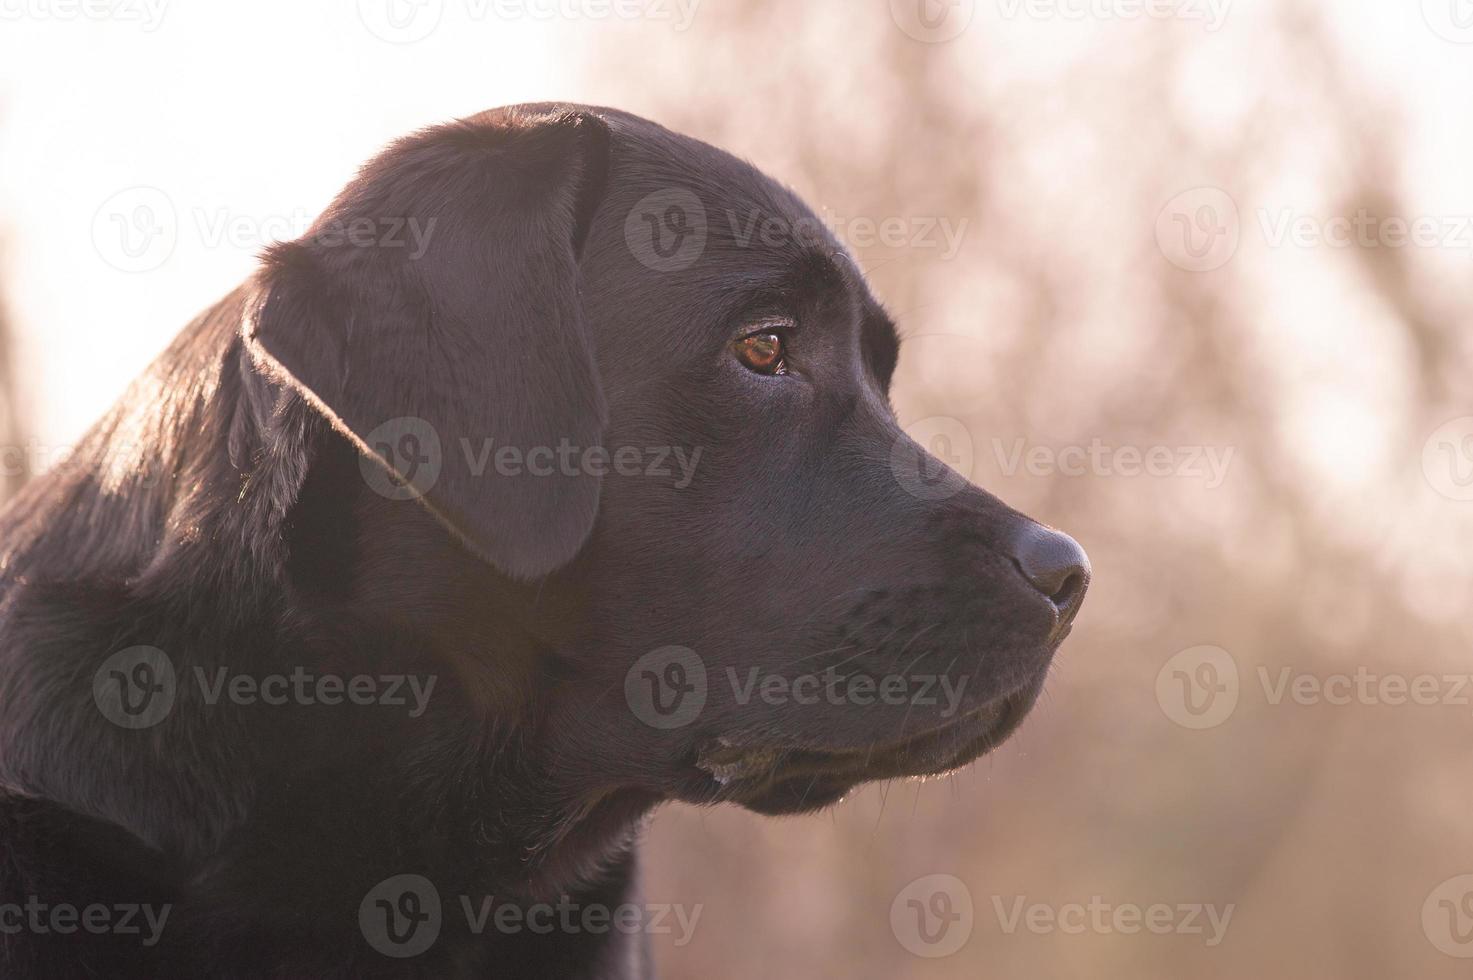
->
0, 104, 1087, 977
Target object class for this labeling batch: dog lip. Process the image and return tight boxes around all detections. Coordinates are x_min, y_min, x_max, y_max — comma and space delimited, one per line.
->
695, 689, 1023, 793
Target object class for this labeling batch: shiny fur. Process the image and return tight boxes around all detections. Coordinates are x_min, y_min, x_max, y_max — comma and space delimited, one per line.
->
0, 104, 1084, 977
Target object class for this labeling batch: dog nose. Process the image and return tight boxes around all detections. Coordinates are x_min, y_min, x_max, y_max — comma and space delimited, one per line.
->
1011, 523, 1090, 619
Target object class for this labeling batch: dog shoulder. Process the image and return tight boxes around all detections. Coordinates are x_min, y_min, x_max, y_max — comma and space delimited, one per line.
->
0, 791, 177, 977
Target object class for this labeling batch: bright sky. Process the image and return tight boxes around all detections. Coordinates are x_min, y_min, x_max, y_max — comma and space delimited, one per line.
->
0, 1, 603, 448
2, 0, 1472, 464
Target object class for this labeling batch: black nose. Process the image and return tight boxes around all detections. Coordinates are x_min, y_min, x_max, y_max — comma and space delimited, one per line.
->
1011, 523, 1090, 619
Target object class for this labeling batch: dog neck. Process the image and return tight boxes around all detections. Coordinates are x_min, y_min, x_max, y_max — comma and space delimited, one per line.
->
0, 289, 656, 925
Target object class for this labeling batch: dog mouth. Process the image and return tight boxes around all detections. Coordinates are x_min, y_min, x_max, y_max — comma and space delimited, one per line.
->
691, 679, 1046, 815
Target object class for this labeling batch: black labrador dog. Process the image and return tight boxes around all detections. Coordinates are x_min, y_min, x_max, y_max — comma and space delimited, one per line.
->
0, 103, 1087, 977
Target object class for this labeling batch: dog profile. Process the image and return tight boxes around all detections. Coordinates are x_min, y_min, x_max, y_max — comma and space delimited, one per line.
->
0, 103, 1088, 977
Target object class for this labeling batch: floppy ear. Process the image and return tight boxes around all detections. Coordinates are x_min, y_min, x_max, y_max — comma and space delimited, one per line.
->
243, 106, 611, 579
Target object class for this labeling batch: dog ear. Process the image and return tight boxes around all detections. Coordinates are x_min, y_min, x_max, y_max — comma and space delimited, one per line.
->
243, 107, 611, 579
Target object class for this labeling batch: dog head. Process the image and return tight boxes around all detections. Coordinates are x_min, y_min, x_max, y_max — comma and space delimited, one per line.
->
245, 103, 1088, 817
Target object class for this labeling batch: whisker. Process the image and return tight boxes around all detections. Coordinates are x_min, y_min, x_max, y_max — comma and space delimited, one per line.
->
885, 622, 941, 675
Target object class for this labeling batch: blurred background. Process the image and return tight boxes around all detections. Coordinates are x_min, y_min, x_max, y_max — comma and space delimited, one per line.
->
4, 0, 1473, 975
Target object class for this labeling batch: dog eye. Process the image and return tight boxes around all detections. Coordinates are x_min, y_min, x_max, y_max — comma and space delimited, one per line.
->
733, 332, 787, 375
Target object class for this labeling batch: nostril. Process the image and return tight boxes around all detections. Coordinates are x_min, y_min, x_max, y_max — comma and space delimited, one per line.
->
1049, 571, 1087, 618
1010, 523, 1091, 615
1052, 571, 1084, 606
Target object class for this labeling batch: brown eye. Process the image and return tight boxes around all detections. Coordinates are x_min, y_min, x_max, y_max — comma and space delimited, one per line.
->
733, 332, 786, 375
